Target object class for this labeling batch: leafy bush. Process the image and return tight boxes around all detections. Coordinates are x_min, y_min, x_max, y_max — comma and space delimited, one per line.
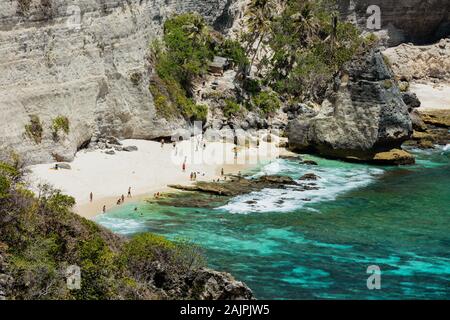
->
252, 91, 281, 115
154, 13, 213, 90
0, 167, 208, 300
223, 99, 242, 118
242, 77, 262, 95
25, 115, 43, 144
17, 0, 32, 14
51, 116, 69, 140
130, 72, 142, 86
383, 80, 393, 89
216, 39, 249, 70
0, 175, 10, 200
251, 0, 363, 100
150, 14, 214, 122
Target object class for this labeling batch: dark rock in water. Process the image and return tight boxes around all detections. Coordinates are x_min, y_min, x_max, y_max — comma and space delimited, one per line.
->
279, 155, 302, 161
287, 48, 413, 163
123, 146, 138, 152
299, 173, 320, 181
56, 163, 71, 170
301, 160, 318, 166
169, 175, 298, 197
245, 200, 257, 205
373, 149, 415, 165
105, 150, 115, 155
402, 92, 421, 109
302, 198, 312, 202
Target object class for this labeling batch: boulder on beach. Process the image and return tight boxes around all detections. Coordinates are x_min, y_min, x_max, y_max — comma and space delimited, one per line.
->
123, 146, 138, 152
56, 163, 71, 170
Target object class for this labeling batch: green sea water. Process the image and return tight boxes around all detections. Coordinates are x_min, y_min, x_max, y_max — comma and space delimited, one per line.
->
96, 145, 450, 299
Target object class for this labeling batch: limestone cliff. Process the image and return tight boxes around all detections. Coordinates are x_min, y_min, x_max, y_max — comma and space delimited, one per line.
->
339, 0, 450, 46
0, 0, 238, 164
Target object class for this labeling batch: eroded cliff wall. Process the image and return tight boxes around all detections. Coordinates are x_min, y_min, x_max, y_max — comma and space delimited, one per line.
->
340, 0, 450, 46
0, 0, 238, 164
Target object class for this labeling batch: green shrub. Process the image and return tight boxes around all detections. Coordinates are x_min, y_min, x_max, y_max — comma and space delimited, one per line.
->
255, 0, 363, 99
130, 72, 142, 86
383, 80, 393, 89
223, 99, 242, 118
25, 115, 43, 144
242, 77, 261, 95
51, 116, 69, 139
252, 91, 281, 115
399, 81, 410, 92
216, 39, 249, 69
0, 175, 10, 199
17, 0, 32, 13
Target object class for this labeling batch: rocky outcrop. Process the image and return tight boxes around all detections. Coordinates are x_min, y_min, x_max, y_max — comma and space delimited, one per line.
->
186, 268, 254, 300
168, 175, 303, 197
383, 39, 450, 82
0, 243, 12, 300
372, 149, 415, 165
0, 0, 239, 165
339, 0, 450, 46
287, 48, 413, 164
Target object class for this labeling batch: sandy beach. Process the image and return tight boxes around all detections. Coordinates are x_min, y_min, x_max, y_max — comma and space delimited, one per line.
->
410, 82, 450, 111
27, 137, 285, 219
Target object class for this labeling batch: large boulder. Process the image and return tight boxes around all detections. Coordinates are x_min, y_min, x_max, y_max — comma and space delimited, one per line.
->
288, 48, 413, 163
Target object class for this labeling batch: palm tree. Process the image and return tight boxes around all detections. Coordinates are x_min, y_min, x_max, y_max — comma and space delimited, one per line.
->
245, 0, 276, 74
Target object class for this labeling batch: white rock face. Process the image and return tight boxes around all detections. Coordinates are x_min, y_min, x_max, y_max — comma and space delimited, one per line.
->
383, 39, 450, 82
0, 0, 237, 164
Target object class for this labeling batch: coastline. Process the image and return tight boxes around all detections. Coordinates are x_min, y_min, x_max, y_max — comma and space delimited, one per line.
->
27, 137, 288, 219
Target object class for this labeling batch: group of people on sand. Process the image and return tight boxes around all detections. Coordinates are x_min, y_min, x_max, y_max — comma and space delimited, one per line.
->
89, 187, 133, 214
116, 187, 132, 206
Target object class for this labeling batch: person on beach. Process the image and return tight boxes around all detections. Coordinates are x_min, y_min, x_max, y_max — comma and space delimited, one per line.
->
121, 194, 125, 203
182, 162, 186, 172
117, 199, 121, 205
173, 141, 176, 148
90, 192, 93, 202
161, 138, 165, 148
54, 164, 59, 170
103, 205, 106, 214
221, 168, 224, 176
128, 187, 132, 198
193, 172, 197, 181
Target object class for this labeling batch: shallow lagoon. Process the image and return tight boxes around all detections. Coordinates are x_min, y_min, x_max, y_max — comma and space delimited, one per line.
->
96, 146, 450, 299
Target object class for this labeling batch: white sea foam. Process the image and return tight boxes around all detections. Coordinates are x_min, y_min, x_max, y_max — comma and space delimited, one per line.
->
219, 159, 385, 214
95, 216, 145, 235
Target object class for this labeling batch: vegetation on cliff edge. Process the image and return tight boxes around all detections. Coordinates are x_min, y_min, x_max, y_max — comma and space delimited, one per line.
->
0, 158, 207, 300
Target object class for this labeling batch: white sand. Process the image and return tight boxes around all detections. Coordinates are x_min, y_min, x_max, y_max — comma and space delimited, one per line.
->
27, 137, 284, 218
410, 82, 450, 111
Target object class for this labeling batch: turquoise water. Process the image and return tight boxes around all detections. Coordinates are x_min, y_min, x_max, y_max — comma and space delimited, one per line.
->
96, 145, 450, 299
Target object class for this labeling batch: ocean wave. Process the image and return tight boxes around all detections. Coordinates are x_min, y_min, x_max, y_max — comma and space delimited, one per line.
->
94, 216, 145, 235
219, 159, 385, 214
